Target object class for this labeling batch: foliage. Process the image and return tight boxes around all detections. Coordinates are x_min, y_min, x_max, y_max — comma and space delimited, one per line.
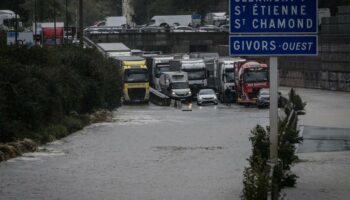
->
241, 89, 305, 200
241, 125, 270, 200
131, 0, 218, 24
0, 45, 122, 143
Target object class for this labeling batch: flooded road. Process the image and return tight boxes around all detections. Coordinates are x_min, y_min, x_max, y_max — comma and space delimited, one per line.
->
0, 103, 268, 200
1, 88, 349, 200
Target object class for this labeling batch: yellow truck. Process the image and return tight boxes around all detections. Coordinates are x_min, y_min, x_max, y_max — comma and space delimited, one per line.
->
112, 56, 150, 103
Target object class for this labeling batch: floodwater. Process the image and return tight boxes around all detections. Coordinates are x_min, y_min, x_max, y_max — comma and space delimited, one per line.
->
0, 103, 268, 200
1, 87, 350, 200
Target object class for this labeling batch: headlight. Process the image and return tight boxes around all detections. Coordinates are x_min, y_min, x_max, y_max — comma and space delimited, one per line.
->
188, 91, 192, 95
172, 91, 176, 96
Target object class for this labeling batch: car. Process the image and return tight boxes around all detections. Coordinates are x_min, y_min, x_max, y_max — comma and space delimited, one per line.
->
139, 26, 164, 33
197, 89, 218, 106
172, 26, 194, 32
257, 88, 270, 108
219, 24, 229, 32
197, 25, 221, 32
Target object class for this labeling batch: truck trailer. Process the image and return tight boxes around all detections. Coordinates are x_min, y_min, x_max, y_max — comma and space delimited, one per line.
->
145, 55, 174, 91
97, 43, 131, 58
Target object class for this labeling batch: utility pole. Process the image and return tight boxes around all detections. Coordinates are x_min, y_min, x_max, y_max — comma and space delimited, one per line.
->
79, 0, 83, 46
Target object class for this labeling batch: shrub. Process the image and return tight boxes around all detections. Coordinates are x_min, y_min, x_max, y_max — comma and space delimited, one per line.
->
0, 45, 122, 143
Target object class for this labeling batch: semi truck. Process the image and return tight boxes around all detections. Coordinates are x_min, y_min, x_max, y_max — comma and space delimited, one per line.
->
42, 27, 64, 46
159, 71, 192, 100
97, 43, 131, 58
205, 57, 246, 103
234, 61, 269, 105
169, 59, 207, 95
145, 55, 174, 91
111, 56, 150, 103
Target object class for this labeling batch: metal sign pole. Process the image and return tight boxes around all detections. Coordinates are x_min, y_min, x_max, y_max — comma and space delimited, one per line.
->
269, 57, 279, 163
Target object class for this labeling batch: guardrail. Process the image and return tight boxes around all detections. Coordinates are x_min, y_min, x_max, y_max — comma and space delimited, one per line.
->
149, 87, 171, 106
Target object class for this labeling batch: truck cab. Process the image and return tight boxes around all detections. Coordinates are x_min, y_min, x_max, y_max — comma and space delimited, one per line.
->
169, 59, 207, 95
145, 55, 174, 91
215, 57, 246, 103
159, 72, 192, 100
235, 61, 269, 105
112, 56, 150, 103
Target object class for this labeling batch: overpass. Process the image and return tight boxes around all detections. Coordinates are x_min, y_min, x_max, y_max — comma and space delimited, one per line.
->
86, 32, 229, 53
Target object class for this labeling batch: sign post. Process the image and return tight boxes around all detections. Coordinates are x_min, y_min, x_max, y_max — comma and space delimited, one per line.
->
229, 0, 318, 186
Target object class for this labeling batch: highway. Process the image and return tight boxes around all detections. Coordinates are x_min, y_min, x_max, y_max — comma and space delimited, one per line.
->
0, 88, 350, 200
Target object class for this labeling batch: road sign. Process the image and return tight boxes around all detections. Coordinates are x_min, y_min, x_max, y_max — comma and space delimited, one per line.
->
230, 0, 318, 34
230, 35, 318, 56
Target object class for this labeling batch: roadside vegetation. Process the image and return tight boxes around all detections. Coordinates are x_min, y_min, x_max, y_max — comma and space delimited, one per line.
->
0, 41, 122, 161
241, 89, 306, 200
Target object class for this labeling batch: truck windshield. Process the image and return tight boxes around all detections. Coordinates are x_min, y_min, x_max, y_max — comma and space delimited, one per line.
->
125, 68, 149, 83
244, 71, 268, 83
155, 64, 171, 78
183, 69, 206, 80
171, 82, 189, 89
224, 68, 235, 83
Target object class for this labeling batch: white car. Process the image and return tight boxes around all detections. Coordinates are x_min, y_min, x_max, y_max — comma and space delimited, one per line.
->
197, 89, 218, 106
172, 26, 194, 32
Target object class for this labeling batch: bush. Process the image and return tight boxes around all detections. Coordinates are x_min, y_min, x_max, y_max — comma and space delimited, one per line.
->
0, 45, 122, 143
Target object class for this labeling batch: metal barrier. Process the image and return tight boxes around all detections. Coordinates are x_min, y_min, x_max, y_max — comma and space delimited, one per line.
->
149, 87, 171, 106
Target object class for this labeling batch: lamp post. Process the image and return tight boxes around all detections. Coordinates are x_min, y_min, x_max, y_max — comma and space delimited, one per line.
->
79, 0, 83, 46
65, 0, 68, 44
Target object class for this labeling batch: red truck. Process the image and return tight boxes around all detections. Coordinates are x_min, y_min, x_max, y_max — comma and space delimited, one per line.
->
234, 61, 269, 105
42, 27, 64, 47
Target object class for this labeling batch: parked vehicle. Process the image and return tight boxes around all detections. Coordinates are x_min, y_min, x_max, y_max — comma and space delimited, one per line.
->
85, 16, 127, 34
139, 26, 164, 33
235, 61, 269, 105
0, 10, 21, 30
257, 88, 270, 108
205, 12, 227, 27
206, 57, 246, 103
42, 27, 64, 46
145, 55, 174, 90
198, 25, 221, 32
197, 89, 218, 106
149, 15, 192, 27
159, 72, 192, 100
169, 59, 207, 95
172, 26, 194, 32
111, 56, 150, 103
97, 43, 131, 58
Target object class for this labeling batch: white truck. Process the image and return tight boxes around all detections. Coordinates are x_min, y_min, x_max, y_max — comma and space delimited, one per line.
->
159, 71, 192, 100
97, 43, 131, 58
205, 12, 227, 26
0, 10, 21, 30
169, 59, 207, 95
145, 55, 174, 91
205, 57, 246, 103
149, 15, 192, 27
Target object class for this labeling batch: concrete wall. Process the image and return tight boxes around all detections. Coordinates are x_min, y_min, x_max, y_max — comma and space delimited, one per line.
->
279, 6, 350, 92
88, 32, 229, 54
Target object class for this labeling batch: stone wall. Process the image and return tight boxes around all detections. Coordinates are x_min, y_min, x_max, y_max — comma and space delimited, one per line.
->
279, 6, 350, 92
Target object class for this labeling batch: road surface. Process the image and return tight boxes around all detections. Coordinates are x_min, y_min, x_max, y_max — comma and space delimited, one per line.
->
0, 88, 349, 200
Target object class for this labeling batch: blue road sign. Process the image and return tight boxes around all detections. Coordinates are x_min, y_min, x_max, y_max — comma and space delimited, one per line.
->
230, 35, 318, 56
230, 0, 318, 34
